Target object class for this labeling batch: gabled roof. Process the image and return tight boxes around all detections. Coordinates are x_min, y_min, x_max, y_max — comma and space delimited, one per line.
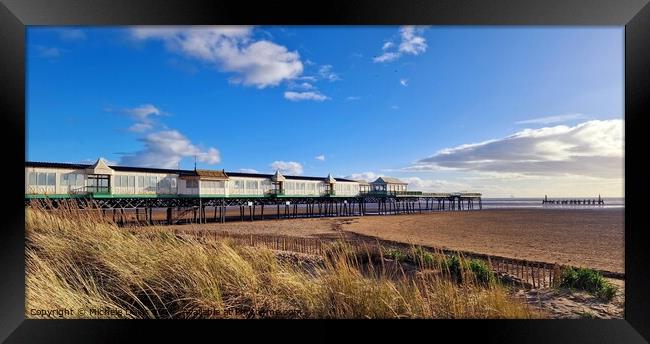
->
325, 173, 336, 183
271, 170, 286, 182
371, 176, 408, 185
355, 180, 371, 186
86, 158, 114, 175
194, 169, 229, 180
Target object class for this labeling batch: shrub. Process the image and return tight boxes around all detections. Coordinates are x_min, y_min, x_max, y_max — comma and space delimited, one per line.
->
410, 246, 435, 267
468, 259, 496, 284
559, 267, 618, 301
383, 248, 407, 262
443, 255, 463, 281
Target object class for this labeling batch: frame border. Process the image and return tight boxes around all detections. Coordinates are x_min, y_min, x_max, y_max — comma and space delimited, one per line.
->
1, 0, 648, 342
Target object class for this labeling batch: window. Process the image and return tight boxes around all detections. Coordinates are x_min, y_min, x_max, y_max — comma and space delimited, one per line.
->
47, 173, 56, 186
28, 172, 37, 185
138, 176, 144, 188
170, 177, 177, 189
60, 174, 69, 186
246, 180, 258, 190
234, 180, 243, 189
75, 174, 84, 187
128, 176, 135, 187
187, 179, 198, 188
150, 176, 157, 188
37, 172, 47, 186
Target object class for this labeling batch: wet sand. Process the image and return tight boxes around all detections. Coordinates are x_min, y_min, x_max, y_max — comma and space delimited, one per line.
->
166, 208, 624, 273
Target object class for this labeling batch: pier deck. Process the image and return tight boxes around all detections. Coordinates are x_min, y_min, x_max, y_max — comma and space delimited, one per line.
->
26, 191, 482, 225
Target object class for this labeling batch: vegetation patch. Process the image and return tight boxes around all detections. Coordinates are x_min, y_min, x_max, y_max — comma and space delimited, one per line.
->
559, 267, 618, 301
25, 204, 537, 319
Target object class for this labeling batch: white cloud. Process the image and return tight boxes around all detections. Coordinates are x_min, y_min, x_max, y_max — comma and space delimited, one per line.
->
345, 172, 381, 182
298, 75, 318, 82
409, 120, 624, 179
125, 104, 162, 122
131, 26, 303, 88
288, 82, 314, 90
315, 155, 326, 161
398, 26, 427, 55
128, 123, 153, 133
345, 96, 361, 101
402, 177, 471, 193
516, 113, 586, 125
400, 78, 408, 87
239, 168, 259, 173
33, 45, 63, 58
284, 91, 330, 102
373, 26, 427, 63
373, 52, 400, 63
318, 64, 340, 82
270, 161, 303, 175
122, 104, 164, 133
58, 29, 86, 41
120, 130, 220, 169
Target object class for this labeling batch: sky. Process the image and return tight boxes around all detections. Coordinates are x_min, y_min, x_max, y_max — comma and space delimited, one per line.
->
26, 26, 624, 197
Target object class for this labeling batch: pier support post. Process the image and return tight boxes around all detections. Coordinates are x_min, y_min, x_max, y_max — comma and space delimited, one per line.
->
166, 207, 172, 225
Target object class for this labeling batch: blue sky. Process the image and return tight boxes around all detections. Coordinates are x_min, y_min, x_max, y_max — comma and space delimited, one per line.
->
26, 26, 624, 197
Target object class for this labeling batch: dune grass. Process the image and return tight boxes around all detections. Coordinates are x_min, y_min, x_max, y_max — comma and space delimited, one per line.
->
559, 267, 618, 301
26, 203, 537, 319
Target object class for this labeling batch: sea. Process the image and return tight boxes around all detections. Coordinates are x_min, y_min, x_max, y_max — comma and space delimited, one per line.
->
480, 197, 625, 210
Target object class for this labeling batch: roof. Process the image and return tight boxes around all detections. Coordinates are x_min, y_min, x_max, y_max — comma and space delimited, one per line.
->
355, 180, 371, 186
371, 176, 408, 185
194, 169, 229, 180
325, 173, 336, 183
271, 170, 286, 182
26, 161, 186, 174
86, 158, 114, 175
25, 161, 359, 183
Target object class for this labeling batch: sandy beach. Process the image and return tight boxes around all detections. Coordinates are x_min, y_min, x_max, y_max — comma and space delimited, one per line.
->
166, 208, 624, 273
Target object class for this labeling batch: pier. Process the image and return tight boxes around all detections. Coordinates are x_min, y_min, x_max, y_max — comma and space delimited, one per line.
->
542, 195, 605, 206
27, 191, 483, 226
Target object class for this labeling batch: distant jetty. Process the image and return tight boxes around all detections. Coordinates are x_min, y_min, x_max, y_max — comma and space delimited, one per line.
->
542, 195, 604, 206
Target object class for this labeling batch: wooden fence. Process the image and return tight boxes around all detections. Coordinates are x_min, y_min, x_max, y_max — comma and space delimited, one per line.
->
169, 229, 624, 289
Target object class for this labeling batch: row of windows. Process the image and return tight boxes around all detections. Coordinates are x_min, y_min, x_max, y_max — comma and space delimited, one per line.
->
284, 182, 319, 191
28, 172, 368, 194
27, 172, 57, 186
114, 175, 136, 187
113, 175, 177, 189
60, 173, 85, 187
335, 184, 356, 192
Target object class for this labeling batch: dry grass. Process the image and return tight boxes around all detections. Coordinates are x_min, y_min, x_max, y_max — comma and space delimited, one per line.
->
26, 202, 538, 319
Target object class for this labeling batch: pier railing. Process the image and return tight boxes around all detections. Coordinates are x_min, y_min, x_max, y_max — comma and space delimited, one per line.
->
69, 186, 111, 196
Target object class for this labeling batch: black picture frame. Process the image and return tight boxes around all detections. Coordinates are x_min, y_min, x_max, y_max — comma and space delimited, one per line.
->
1, 0, 648, 342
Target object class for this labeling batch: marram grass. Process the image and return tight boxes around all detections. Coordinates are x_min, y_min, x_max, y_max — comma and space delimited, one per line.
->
26, 203, 538, 319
